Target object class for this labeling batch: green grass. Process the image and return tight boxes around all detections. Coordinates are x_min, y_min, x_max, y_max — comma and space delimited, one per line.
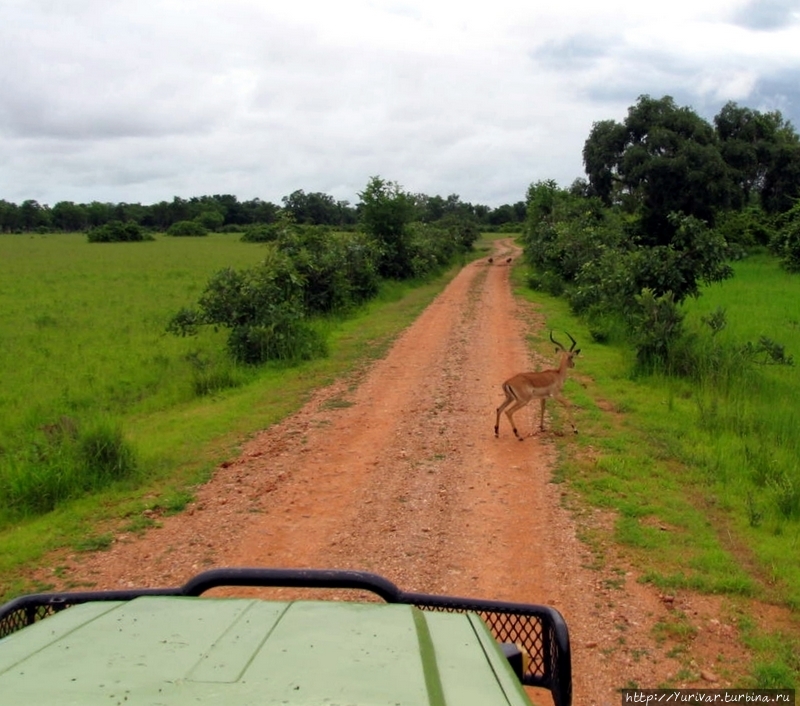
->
0, 231, 492, 600
510, 253, 799, 688
0, 232, 266, 432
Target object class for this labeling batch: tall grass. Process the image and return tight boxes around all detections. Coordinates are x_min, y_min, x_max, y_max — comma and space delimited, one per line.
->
0, 418, 138, 517
681, 254, 800, 525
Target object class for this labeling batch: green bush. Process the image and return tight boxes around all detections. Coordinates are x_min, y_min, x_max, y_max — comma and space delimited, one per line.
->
168, 220, 208, 237
771, 204, 800, 272
630, 289, 686, 370
276, 226, 379, 313
240, 216, 295, 242
168, 245, 327, 365
87, 221, 150, 242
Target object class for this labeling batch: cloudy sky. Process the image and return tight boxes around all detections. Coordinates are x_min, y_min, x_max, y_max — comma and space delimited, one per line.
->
1, 0, 799, 209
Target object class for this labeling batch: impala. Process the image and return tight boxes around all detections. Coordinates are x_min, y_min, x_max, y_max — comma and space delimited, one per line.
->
494, 332, 580, 440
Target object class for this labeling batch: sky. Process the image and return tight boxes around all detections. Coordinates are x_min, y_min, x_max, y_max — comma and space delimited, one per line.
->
1, 0, 799, 210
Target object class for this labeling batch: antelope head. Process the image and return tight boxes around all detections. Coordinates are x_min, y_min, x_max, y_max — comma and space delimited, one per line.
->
550, 331, 580, 363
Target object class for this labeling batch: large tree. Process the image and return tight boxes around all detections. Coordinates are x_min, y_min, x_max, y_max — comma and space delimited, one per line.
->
583, 95, 736, 245
715, 101, 800, 213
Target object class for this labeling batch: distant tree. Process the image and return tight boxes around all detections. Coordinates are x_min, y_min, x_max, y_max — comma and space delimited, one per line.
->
715, 101, 800, 213
412, 193, 446, 223
19, 200, 51, 231
85, 202, 114, 228
488, 204, 517, 226
282, 190, 345, 225
52, 201, 89, 231
113, 202, 147, 225
243, 198, 280, 225
158, 197, 189, 225
358, 176, 415, 279
0, 200, 21, 232
583, 95, 736, 244
209, 194, 247, 225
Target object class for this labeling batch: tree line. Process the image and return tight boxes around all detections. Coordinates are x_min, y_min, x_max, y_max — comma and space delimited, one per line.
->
167, 176, 483, 365
0, 189, 526, 234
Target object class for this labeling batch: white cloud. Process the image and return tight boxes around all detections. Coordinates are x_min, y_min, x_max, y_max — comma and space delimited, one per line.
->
1, 0, 799, 207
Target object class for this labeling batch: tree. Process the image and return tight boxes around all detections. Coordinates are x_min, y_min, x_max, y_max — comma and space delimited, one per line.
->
358, 176, 415, 279
19, 200, 51, 231
167, 246, 326, 364
52, 201, 89, 231
583, 95, 736, 244
282, 190, 347, 226
243, 198, 280, 225
715, 101, 800, 213
195, 209, 225, 232
85, 202, 114, 228
0, 200, 21, 232
582, 119, 626, 204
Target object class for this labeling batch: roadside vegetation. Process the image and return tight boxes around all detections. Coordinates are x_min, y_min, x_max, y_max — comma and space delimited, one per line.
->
519, 94, 800, 688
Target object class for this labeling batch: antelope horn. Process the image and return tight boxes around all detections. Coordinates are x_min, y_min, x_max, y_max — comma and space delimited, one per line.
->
566, 332, 577, 352
550, 330, 565, 351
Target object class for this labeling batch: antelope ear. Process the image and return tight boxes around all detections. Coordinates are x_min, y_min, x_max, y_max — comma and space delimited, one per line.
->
575, 349, 582, 355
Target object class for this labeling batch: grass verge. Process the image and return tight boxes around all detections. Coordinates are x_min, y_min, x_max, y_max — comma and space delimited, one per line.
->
510, 260, 800, 689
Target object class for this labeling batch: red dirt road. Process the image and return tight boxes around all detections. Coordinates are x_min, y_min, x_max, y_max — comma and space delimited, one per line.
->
36, 238, 757, 705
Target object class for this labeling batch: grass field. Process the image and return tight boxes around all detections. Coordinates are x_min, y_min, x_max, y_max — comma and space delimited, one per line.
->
0, 232, 269, 432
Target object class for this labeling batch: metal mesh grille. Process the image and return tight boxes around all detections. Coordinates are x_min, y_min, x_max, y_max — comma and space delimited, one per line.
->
0, 602, 63, 639
413, 602, 550, 684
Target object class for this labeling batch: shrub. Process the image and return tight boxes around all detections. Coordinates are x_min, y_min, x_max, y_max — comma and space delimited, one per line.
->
168, 220, 208, 237
167, 245, 327, 365
87, 221, 150, 242
630, 289, 686, 370
770, 201, 800, 272
240, 215, 296, 243
240, 224, 280, 242
714, 207, 774, 250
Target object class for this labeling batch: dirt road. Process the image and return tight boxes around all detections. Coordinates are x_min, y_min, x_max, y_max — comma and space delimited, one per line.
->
38, 238, 752, 705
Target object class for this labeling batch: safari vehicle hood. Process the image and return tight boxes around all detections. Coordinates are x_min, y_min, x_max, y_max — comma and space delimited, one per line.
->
0, 595, 532, 705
